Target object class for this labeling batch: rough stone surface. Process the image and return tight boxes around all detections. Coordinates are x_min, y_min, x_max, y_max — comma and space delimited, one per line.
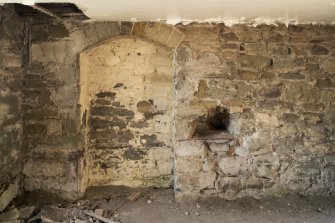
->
1, 9, 334, 202
80, 37, 174, 188
21, 17, 184, 199
175, 23, 335, 200
0, 6, 25, 211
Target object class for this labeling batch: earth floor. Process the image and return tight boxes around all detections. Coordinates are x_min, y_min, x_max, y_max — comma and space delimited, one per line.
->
13, 186, 335, 223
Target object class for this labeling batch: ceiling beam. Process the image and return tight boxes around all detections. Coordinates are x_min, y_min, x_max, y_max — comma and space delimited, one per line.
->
30, 4, 61, 20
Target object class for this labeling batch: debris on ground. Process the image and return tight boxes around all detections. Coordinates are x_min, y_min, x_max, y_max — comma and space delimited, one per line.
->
0, 187, 333, 223
127, 192, 141, 202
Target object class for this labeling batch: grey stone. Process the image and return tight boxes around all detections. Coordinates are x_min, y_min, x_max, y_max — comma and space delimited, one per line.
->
237, 70, 258, 80
0, 208, 19, 222
281, 113, 300, 123
238, 54, 272, 70
315, 79, 334, 89
137, 101, 153, 113
261, 86, 281, 98
19, 206, 35, 220
218, 157, 247, 176
310, 44, 329, 55
120, 21, 133, 35
288, 25, 303, 32
221, 43, 240, 50
48, 24, 69, 39
140, 134, 165, 147
272, 137, 303, 153
123, 148, 145, 160
264, 33, 284, 42
279, 72, 305, 79
23, 123, 46, 136
220, 32, 238, 41
40, 206, 70, 223
106, 21, 120, 36
90, 106, 135, 117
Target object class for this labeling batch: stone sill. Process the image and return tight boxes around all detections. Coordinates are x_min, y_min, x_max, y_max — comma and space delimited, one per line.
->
192, 131, 236, 142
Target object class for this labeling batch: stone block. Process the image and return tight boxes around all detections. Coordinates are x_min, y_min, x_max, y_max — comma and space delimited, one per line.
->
268, 44, 290, 56
238, 54, 272, 70
69, 29, 87, 52
3, 54, 22, 67
176, 45, 192, 65
310, 44, 329, 55
257, 165, 278, 179
155, 24, 173, 45
0, 95, 19, 114
285, 86, 302, 100
132, 22, 147, 37
273, 58, 305, 72
23, 123, 46, 136
220, 32, 238, 42
0, 179, 19, 212
19, 206, 35, 220
175, 118, 194, 140
23, 161, 66, 177
279, 72, 305, 80
272, 137, 303, 154
237, 70, 258, 80
237, 29, 262, 42
82, 23, 100, 46
218, 156, 247, 176
261, 86, 281, 98
220, 177, 241, 191
182, 26, 219, 45
175, 157, 203, 173
40, 206, 70, 223
208, 142, 230, 153
221, 43, 239, 50
143, 22, 160, 41
24, 78, 44, 89
48, 24, 69, 39
281, 113, 300, 123
94, 22, 112, 40
120, 21, 133, 35
31, 24, 48, 42
106, 21, 120, 36
175, 172, 216, 190
263, 33, 286, 42
241, 43, 267, 54
245, 177, 263, 189
316, 79, 334, 89
0, 208, 19, 222
175, 141, 205, 157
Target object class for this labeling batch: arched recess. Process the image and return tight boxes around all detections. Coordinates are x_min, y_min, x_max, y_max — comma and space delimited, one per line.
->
79, 35, 175, 191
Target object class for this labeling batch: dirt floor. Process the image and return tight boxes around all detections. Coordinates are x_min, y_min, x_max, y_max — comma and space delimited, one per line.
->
12, 186, 335, 223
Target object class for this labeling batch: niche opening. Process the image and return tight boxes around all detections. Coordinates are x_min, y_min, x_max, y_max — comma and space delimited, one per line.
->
192, 106, 230, 139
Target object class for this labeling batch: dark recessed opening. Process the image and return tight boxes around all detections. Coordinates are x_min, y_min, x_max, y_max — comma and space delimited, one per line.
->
192, 106, 230, 138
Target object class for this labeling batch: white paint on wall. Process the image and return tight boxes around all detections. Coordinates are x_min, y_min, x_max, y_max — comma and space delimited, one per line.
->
2, 0, 335, 24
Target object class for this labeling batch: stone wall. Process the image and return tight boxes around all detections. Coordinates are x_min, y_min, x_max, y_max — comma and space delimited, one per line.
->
0, 6, 26, 211
22, 19, 183, 198
22, 16, 83, 199
18, 14, 335, 200
174, 23, 335, 200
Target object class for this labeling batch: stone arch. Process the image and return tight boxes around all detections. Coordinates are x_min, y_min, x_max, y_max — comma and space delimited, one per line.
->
22, 20, 184, 199
77, 25, 183, 193
70, 21, 184, 53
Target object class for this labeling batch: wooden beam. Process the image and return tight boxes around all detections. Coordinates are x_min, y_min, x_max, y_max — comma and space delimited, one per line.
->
30, 4, 61, 19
